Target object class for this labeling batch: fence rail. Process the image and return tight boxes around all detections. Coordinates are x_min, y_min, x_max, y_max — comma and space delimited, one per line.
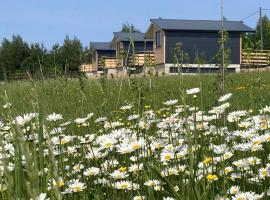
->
79, 64, 94, 72
241, 50, 270, 68
98, 57, 118, 69
0, 72, 84, 81
129, 51, 154, 66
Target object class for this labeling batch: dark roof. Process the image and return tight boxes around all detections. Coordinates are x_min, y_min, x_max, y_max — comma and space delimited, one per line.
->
150, 19, 255, 32
90, 42, 115, 50
113, 32, 152, 42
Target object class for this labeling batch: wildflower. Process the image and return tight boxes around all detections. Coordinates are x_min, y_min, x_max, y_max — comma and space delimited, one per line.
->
83, 167, 100, 177
95, 117, 107, 123
3, 103, 11, 109
218, 93, 232, 102
114, 181, 132, 190
128, 163, 143, 173
227, 111, 247, 123
128, 114, 140, 121
96, 135, 117, 149
163, 99, 178, 106
260, 106, 270, 114
131, 139, 145, 150
120, 104, 133, 110
110, 170, 129, 179
0, 184, 7, 192
15, 113, 37, 126
259, 167, 270, 179
133, 196, 145, 200
228, 185, 240, 195
224, 166, 233, 175
174, 185, 179, 192
186, 88, 200, 95
163, 197, 175, 200
144, 179, 160, 187
68, 179, 86, 193
161, 151, 174, 162
118, 166, 127, 172
46, 113, 63, 122
30, 193, 47, 200
73, 163, 84, 173
207, 174, 218, 182
203, 157, 212, 165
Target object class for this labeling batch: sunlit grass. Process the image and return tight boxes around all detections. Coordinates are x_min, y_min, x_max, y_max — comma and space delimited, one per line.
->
0, 72, 270, 199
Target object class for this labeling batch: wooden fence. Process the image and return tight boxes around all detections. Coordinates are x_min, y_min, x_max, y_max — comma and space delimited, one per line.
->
241, 50, 270, 68
0, 72, 84, 81
79, 64, 94, 72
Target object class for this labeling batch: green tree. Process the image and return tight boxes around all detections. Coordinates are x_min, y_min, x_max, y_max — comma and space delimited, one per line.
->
0, 35, 29, 73
243, 15, 270, 50
121, 22, 140, 33
21, 43, 47, 74
60, 36, 83, 72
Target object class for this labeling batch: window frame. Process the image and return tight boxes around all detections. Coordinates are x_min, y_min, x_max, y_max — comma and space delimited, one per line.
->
156, 31, 161, 48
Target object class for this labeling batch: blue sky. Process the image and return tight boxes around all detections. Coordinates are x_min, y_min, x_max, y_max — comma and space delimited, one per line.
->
0, 0, 269, 48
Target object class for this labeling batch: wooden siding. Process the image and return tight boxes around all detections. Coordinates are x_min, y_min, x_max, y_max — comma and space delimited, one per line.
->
153, 25, 165, 65
165, 31, 241, 64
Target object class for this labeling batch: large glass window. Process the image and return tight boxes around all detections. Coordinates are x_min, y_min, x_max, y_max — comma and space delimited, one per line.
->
156, 31, 161, 48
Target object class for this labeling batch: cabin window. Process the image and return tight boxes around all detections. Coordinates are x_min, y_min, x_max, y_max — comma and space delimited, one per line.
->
156, 31, 161, 48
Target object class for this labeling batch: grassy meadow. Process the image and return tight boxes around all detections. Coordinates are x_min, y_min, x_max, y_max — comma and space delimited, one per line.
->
1, 72, 270, 118
1, 72, 270, 199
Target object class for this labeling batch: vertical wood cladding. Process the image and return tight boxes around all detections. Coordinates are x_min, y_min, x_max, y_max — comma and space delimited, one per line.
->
165, 31, 241, 64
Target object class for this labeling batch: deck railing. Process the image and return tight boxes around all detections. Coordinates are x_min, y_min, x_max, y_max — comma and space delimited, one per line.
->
129, 51, 154, 66
98, 57, 118, 69
79, 64, 94, 72
241, 50, 270, 68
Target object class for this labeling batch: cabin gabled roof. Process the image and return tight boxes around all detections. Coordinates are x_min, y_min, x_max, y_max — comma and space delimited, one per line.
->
150, 19, 255, 32
90, 42, 115, 51
112, 32, 152, 42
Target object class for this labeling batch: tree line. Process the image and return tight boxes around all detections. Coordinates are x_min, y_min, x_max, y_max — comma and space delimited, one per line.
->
0, 35, 91, 76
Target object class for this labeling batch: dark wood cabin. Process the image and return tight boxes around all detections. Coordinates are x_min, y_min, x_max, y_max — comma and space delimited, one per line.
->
145, 19, 254, 73
111, 32, 153, 67
90, 42, 116, 71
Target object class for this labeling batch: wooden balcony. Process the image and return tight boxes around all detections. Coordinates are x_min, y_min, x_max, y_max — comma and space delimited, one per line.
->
79, 64, 94, 72
241, 50, 270, 68
129, 51, 154, 66
98, 57, 118, 69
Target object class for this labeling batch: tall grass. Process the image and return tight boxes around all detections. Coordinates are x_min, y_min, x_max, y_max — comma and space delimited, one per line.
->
0, 72, 270, 199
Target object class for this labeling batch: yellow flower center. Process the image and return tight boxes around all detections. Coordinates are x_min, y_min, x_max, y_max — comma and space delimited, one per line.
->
225, 168, 232, 175
119, 167, 127, 172
261, 170, 268, 176
164, 154, 172, 160
105, 143, 113, 148
120, 183, 129, 189
207, 174, 218, 181
132, 144, 141, 149
73, 186, 82, 192
203, 157, 212, 165
236, 198, 244, 200
57, 181, 64, 187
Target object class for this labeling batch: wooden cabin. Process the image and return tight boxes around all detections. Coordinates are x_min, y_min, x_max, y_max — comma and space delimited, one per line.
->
111, 32, 153, 67
145, 19, 254, 73
90, 42, 117, 71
